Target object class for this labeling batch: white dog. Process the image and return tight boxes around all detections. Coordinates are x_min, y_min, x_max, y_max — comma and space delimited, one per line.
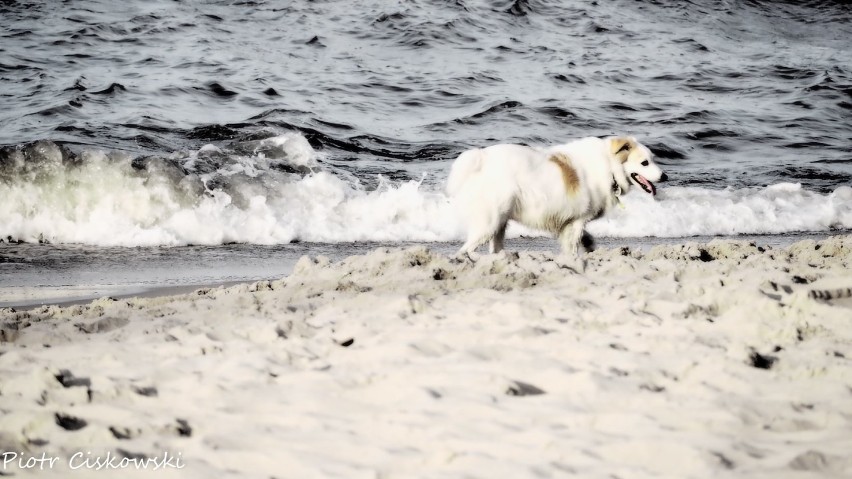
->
447, 136, 666, 258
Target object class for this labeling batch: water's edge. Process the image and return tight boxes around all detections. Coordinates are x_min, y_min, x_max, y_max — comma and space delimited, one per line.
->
2, 231, 846, 309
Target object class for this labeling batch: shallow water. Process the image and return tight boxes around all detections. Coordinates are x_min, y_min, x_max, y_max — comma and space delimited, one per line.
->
1, 0, 851, 247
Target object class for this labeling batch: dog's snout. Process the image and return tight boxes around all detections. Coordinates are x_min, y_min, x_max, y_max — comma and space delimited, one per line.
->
659, 172, 669, 182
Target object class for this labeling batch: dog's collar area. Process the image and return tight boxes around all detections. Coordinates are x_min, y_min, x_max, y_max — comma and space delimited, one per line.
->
611, 177, 626, 208
611, 177, 623, 196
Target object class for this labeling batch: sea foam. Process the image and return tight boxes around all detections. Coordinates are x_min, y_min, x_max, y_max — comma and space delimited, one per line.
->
1, 136, 849, 246
588, 183, 852, 238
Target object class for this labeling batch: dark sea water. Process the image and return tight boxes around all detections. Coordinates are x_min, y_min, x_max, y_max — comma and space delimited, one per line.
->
1, 0, 851, 303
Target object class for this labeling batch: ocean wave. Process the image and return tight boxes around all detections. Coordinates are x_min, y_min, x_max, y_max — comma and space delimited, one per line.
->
1, 138, 850, 247
0, 137, 454, 246
588, 183, 852, 238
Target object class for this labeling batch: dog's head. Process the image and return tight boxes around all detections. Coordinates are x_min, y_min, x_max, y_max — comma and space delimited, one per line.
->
608, 136, 667, 195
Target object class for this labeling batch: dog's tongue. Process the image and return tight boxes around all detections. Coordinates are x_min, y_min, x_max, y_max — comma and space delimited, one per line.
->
637, 174, 656, 195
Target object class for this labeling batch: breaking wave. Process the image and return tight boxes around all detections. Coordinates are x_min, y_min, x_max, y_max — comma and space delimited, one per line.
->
1, 136, 849, 247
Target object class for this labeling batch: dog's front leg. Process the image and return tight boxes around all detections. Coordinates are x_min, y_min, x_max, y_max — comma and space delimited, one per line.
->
558, 220, 587, 256
556, 220, 588, 273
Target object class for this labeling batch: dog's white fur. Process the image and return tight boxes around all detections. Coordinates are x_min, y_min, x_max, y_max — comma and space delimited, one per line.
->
447, 136, 665, 258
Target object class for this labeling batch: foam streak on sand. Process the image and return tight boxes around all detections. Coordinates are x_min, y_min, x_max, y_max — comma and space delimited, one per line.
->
1, 237, 852, 478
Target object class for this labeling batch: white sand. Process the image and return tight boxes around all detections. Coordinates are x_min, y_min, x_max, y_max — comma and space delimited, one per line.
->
1, 236, 851, 478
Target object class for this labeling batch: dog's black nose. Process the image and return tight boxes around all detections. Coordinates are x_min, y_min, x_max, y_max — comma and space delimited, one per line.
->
659, 172, 669, 182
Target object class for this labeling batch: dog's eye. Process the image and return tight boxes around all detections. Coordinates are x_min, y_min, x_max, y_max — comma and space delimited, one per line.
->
641, 160, 649, 166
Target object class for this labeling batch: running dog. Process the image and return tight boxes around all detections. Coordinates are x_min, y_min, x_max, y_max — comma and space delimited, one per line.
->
446, 136, 667, 258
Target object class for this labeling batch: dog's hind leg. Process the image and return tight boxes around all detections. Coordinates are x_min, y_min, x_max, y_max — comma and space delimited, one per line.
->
456, 233, 490, 260
457, 222, 492, 259
488, 219, 508, 254
458, 213, 504, 259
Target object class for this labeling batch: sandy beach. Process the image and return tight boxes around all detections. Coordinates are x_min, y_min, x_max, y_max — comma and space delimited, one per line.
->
1, 236, 851, 478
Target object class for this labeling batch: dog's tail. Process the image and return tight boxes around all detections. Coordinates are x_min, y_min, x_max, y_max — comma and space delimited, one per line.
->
446, 148, 483, 196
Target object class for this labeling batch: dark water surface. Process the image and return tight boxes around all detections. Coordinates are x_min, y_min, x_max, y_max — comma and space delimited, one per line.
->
3, 0, 850, 185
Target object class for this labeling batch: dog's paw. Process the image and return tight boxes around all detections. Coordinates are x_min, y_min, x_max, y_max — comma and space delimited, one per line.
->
555, 255, 586, 274
452, 251, 479, 263
580, 231, 596, 253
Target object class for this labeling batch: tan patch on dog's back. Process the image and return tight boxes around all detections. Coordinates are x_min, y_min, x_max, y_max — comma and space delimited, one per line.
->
548, 153, 580, 195
609, 137, 637, 163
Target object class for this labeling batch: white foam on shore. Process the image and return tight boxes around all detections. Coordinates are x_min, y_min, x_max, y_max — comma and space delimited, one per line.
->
1, 137, 850, 246
588, 183, 852, 238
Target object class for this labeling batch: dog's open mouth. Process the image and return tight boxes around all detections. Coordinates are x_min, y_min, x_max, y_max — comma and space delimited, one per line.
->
630, 173, 656, 195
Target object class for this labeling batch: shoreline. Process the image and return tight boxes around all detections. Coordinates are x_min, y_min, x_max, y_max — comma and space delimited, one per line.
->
1, 282, 249, 312
1, 231, 848, 309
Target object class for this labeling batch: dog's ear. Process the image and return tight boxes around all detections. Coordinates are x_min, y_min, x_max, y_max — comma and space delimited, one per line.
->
609, 137, 635, 163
